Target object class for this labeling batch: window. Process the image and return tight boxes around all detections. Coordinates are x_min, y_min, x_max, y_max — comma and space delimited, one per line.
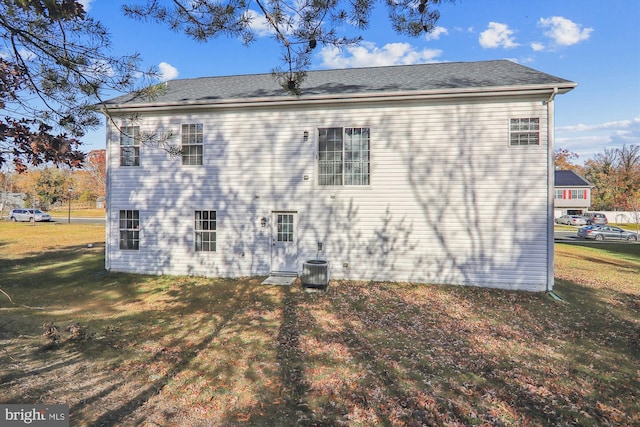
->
510, 118, 539, 146
195, 210, 216, 251
556, 190, 564, 199
182, 124, 203, 166
120, 126, 140, 166
277, 213, 294, 242
318, 127, 370, 186
571, 189, 584, 199
119, 210, 139, 250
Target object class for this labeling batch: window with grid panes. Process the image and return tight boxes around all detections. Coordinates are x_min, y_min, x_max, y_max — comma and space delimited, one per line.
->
277, 214, 294, 242
195, 210, 216, 251
182, 124, 203, 166
119, 210, 139, 250
318, 127, 370, 185
510, 118, 540, 146
120, 126, 140, 166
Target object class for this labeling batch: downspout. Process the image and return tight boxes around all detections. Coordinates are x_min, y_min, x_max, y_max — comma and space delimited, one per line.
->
104, 116, 111, 272
544, 88, 558, 295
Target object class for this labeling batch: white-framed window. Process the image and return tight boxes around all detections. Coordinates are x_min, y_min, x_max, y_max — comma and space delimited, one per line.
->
119, 210, 140, 250
195, 210, 216, 251
120, 126, 140, 166
510, 118, 539, 146
556, 190, 564, 199
182, 124, 203, 166
318, 127, 370, 186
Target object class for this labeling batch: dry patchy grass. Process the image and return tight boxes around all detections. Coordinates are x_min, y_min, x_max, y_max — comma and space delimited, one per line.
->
0, 223, 638, 426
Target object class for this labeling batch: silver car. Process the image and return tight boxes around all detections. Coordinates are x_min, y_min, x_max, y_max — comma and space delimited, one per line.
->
582, 212, 608, 225
577, 225, 638, 241
555, 215, 586, 226
8, 209, 52, 222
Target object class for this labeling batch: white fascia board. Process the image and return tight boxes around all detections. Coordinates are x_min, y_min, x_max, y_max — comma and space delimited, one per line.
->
102, 83, 577, 114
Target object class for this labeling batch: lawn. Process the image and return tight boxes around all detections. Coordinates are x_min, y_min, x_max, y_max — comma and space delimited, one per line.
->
48, 207, 106, 218
0, 222, 638, 426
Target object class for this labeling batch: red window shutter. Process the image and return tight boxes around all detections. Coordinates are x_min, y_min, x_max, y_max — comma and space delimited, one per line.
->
583, 190, 587, 199
563, 190, 567, 199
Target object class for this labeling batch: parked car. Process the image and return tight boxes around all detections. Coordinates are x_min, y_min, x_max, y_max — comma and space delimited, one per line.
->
8, 209, 52, 222
577, 225, 638, 241
555, 215, 587, 226
582, 212, 608, 225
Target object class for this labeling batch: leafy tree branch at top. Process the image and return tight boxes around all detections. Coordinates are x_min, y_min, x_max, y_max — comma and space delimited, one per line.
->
123, 0, 453, 92
1, 0, 452, 172
0, 0, 154, 172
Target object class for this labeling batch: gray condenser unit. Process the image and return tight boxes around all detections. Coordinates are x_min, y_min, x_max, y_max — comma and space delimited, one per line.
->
301, 260, 330, 288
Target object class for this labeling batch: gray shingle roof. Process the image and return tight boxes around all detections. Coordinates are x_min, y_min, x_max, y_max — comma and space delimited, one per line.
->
555, 170, 592, 187
105, 60, 576, 107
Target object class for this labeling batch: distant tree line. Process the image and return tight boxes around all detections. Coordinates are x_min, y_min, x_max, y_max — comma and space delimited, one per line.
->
555, 145, 640, 211
0, 149, 105, 212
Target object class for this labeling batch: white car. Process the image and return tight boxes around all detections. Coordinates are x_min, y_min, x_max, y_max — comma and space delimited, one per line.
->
555, 215, 586, 226
9, 209, 52, 222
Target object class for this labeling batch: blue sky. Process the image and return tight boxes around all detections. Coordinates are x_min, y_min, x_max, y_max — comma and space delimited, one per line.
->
82, 0, 640, 164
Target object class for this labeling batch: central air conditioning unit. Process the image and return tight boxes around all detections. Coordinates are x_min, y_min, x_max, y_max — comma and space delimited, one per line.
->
301, 259, 330, 288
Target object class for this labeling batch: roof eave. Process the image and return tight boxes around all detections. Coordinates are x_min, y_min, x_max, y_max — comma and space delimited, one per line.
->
102, 82, 577, 113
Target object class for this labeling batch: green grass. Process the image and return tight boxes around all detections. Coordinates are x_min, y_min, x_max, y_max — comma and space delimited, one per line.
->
0, 222, 638, 426
48, 208, 106, 218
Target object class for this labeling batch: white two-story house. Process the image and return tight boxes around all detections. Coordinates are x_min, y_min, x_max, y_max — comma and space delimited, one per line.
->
103, 60, 575, 292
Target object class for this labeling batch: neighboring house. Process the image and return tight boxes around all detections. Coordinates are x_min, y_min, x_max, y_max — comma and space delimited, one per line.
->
554, 170, 593, 217
103, 60, 576, 292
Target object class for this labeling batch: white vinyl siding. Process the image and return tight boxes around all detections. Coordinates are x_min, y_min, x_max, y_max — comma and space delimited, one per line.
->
106, 96, 551, 291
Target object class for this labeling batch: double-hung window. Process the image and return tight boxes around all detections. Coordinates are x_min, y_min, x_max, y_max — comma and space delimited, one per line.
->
510, 118, 539, 146
195, 210, 216, 251
182, 124, 203, 166
120, 126, 140, 166
318, 127, 370, 186
571, 189, 584, 199
119, 210, 140, 250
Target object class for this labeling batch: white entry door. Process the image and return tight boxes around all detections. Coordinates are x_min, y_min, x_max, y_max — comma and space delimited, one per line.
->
271, 212, 298, 274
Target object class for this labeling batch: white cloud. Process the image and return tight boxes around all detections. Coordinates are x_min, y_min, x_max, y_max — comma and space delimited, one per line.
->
539, 16, 593, 47
158, 62, 179, 81
78, 0, 94, 11
244, 9, 297, 37
530, 42, 545, 52
556, 117, 640, 162
479, 22, 519, 49
82, 59, 116, 78
244, 9, 275, 37
0, 48, 36, 61
319, 42, 443, 69
557, 117, 640, 133
425, 26, 448, 41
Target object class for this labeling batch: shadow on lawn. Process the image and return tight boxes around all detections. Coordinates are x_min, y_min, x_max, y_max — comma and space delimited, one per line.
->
2, 244, 639, 426
86, 280, 257, 426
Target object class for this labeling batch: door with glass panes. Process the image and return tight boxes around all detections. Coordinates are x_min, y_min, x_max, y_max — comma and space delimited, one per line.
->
271, 212, 298, 274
